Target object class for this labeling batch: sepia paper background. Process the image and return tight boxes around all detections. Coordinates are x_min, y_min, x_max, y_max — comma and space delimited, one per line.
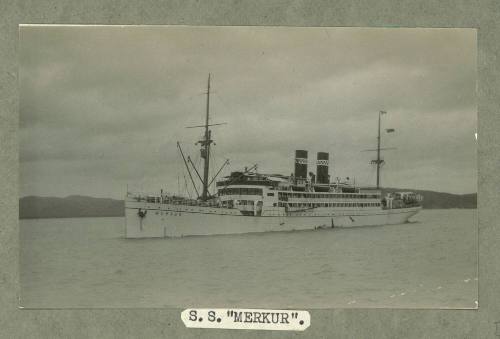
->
1, 1, 499, 338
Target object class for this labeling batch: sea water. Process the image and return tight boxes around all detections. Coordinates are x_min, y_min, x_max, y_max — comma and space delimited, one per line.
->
19, 209, 477, 309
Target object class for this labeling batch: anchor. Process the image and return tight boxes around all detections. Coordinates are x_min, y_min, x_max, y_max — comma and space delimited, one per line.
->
138, 208, 147, 218
138, 208, 147, 231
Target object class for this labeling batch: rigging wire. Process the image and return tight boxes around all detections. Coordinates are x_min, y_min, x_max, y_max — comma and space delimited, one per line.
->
214, 90, 233, 118
177, 174, 180, 197
176, 153, 181, 196
183, 174, 192, 199
209, 147, 218, 195
195, 152, 202, 195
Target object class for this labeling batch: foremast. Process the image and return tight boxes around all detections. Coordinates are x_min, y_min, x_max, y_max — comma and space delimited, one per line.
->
180, 74, 228, 201
198, 73, 213, 200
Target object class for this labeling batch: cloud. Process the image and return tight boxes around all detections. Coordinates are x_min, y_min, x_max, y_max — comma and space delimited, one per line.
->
19, 26, 477, 198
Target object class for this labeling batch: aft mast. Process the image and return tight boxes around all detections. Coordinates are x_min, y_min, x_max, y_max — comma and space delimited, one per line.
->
368, 110, 395, 189
375, 110, 384, 189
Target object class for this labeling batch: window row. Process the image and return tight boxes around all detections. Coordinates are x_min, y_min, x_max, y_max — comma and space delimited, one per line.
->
218, 188, 263, 196
236, 200, 254, 206
278, 202, 381, 208
278, 192, 379, 199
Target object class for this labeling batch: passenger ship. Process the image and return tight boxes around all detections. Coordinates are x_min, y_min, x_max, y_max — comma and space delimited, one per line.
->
125, 75, 422, 238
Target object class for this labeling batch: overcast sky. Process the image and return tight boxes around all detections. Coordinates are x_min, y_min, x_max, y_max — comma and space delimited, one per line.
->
19, 26, 477, 199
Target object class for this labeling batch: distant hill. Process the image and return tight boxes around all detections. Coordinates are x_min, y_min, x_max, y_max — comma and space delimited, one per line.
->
381, 188, 477, 209
19, 189, 476, 219
19, 195, 124, 219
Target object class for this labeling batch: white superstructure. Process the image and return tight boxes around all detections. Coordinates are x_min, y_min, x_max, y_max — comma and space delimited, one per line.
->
125, 178, 421, 238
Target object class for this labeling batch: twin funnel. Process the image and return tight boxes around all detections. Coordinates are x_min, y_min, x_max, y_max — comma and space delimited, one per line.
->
294, 150, 330, 184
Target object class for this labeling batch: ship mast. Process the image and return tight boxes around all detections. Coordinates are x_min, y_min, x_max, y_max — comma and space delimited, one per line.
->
376, 110, 383, 189
367, 110, 396, 189
183, 74, 227, 200
200, 74, 212, 200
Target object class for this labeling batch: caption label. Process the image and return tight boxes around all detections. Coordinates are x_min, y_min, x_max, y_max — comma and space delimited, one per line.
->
181, 308, 310, 331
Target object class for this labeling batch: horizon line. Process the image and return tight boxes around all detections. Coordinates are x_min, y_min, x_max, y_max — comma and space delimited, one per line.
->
19, 188, 479, 201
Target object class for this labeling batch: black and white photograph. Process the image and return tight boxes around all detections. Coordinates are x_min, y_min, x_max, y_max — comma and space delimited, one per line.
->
19, 25, 477, 309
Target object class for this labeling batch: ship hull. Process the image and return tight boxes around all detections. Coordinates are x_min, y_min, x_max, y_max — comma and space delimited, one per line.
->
125, 201, 421, 238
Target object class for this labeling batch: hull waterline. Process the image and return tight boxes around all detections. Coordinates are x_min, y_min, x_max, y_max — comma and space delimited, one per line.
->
125, 201, 421, 238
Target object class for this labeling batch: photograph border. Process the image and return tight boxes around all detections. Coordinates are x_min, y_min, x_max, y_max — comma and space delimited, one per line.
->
1, 1, 498, 338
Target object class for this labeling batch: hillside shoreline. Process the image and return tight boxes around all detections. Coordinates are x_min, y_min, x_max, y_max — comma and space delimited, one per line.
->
19, 190, 477, 219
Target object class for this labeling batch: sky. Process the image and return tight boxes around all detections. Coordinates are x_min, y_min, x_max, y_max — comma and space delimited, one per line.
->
19, 26, 477, 199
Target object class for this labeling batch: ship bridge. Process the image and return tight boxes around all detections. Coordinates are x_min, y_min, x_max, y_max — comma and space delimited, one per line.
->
216, 172, 289, 215
216, 171, 289, 188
